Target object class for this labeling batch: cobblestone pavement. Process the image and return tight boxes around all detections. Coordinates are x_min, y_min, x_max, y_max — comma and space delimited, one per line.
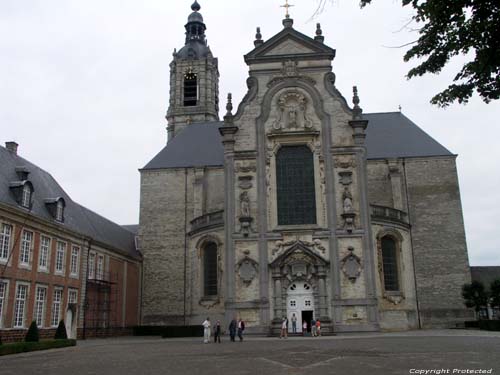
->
1, 330, 499, 375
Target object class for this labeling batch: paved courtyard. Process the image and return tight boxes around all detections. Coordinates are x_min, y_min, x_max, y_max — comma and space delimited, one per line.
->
1, 330, 499, 375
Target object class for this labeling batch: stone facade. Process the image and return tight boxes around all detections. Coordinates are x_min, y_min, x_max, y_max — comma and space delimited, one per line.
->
139, 3, 472, 332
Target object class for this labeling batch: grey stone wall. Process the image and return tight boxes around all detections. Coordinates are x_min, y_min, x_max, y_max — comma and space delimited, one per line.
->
404, 156, 473, 327
367, 160, 393, 207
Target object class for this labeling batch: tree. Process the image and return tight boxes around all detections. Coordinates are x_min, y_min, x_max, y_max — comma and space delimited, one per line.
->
25, 321, 40, 342
490, 279, 500, 309
54, 320, 68, 340
314, 0, 500, 107
462, 281, 489, 319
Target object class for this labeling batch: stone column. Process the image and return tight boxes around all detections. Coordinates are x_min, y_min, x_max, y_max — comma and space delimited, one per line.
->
317, 266, 328, 318
273, 273, 283, 320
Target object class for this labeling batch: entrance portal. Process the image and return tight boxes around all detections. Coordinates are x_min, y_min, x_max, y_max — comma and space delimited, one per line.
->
286, 282, 315, 333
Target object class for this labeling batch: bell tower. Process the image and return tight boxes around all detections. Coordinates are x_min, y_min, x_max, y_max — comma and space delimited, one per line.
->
166, 1, 220, 140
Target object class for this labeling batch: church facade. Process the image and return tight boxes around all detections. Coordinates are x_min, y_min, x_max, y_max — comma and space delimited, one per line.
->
139, 2, 472, 333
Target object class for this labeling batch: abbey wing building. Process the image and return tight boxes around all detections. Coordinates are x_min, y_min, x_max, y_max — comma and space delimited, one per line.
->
139, 2, 472, 333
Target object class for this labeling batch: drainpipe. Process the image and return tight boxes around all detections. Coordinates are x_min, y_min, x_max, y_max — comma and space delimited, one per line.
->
82, 238, 92, 339
183, 168, 188, 326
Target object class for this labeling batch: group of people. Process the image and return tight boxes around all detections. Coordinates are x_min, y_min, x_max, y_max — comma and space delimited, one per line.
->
202, 317, 245, 344
280, 314, 322, 338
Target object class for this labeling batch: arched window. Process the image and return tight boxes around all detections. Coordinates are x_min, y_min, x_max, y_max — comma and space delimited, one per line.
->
183, 70, 198, 107
276, 145, 316, 225
56, 199, 65, 222
21, 184, 32, 208
203, 242, 218, 296
381, 236, 399, 291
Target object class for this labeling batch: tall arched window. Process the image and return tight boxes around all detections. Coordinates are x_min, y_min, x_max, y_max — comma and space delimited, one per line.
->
381, 236, 399, 291
203, 242, 218, 296
21, 184, 32, 208
183, 70, 198, 107
276, 145, 316, 225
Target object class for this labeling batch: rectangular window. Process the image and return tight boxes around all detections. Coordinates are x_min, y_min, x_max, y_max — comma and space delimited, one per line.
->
0, 224, 12, 261
38, 236, 51, 271
34, 286, 47, 327
70, 246, 80, 277
68, 289, 78, 305
20, 230, 33, 266
14, 284, 28, 328
55, 242, 66, 274
51, 289, 63, 327
0, 281, 7, 327
96, 255, 104, 280
88, 253, 96, 279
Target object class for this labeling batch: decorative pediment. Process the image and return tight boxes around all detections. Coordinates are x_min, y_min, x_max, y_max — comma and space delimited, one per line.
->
245, 28, 335, 64
270, 240, 328, 269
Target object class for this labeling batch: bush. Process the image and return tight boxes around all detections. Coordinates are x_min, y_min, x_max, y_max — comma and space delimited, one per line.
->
479, 320, 500, 331
25, 321, 40, 342
133, 326, 167, 336
162, 325, 203, 338
0, 334, 3, 346
0, 339, 76, 356
54, 320, 68, 340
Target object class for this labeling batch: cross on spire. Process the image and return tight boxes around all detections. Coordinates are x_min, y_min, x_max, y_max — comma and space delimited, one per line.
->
280, 0, 294, 18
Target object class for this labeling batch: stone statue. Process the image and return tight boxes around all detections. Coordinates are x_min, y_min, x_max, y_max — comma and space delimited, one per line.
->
343, 188, 353, 213
240, 191, 250, 217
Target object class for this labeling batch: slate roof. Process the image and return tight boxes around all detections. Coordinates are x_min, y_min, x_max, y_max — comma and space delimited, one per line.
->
142, 112, 453, 170
471, 266, 500, 291
0, 145, 140, 259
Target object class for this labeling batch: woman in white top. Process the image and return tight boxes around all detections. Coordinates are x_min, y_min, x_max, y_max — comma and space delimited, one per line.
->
202, 317, 211, 343
280, 317, 288, 339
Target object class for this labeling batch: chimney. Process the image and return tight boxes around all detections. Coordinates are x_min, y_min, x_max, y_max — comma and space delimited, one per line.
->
5, 141, 18, 155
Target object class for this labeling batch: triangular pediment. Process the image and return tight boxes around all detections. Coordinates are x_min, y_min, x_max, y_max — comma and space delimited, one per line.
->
245, 26, 336, 64
270, 241, 329, 268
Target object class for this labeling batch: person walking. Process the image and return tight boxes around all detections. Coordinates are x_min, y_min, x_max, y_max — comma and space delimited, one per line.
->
202, 317, 211, 344
237, 319, 245, 342
229, 318, 237, 342
316, 319, 321, 337
302, 321, 308, 336
280, 317, 288, 339
213, 320, 222, 343
291, 313, 297, 334
311, 318, 317, 337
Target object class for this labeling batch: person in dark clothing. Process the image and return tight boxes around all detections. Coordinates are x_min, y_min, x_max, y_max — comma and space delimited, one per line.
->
214, 320, 221, 343
237, 319, 245, 342
229, 318, 237, 342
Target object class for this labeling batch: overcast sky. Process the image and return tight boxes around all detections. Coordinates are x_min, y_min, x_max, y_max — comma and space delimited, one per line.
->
1, 0, 498, 266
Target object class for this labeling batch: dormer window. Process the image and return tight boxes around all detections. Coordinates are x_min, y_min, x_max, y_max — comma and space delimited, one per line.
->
45, 197, 65, 222
21, 184, 32, 208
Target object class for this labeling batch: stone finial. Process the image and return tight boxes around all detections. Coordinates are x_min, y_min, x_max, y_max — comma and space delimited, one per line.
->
191, 0, 201, 12
352, 86, 363, 119
254, 27, 264, 47
283, 17, 294, 28
314, 23, 324, 43
225, 93, 233, 117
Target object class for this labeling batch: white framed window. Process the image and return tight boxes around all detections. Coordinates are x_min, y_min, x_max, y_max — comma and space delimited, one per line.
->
70, 246, 80, 277
51, 288, 63, 327
21, 184, 32, 208
0, 280, 8, 328
0, 223, 12, 262
55, 241, 66, 274
19, 230, 33, 267
14, 283, 29, 328
305, 300, 311, 307
56, 200, 64, 222
290, 300, 296, 307
88, 252, 96, 279
34, 286, 47, 327
38, 236, 51, 271
96, 255, 104, 280
68, 289, 78, 305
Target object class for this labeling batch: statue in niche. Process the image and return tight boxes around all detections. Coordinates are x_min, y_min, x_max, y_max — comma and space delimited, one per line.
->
272, 91, 314, 130
240, 191, 251, 218
343, 187, 353, 213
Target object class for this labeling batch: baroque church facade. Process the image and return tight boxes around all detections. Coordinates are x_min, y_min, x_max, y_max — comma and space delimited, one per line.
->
139, 2, 472, 333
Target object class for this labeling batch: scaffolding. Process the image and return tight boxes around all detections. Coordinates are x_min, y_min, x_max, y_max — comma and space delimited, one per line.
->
83, 271, 118, 337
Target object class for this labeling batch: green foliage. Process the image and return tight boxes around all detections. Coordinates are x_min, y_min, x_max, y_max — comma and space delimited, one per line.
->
462, 281, 489, 314
490, 279, 500, 308
54, 320, 68, 340
0, 334, 3, 346
360, 0, 500, 107
0, 339, 76, 356
479, 320, 500, 331
25, 321, 40, 343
